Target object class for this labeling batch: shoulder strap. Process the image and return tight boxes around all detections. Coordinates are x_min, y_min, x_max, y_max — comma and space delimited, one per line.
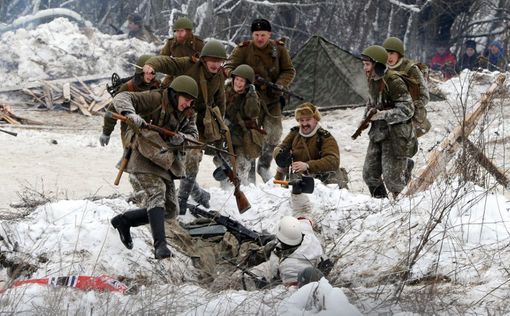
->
127, 79, 136, 92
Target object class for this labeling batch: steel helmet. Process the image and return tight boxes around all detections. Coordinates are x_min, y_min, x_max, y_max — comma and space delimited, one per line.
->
361, 45, 388, 65
169, 75, 198, 99
135, 55, 153, 74
173, 17, 193, 31
383, 37, 405, 56
200, 39, 227, 59
276, 216, 303, 246
231, 64, 255, 83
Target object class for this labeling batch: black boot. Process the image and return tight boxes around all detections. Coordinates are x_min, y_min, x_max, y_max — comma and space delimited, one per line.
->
147, 207, 172, 259
369, 185, 388, 199
111, 208, 148, 249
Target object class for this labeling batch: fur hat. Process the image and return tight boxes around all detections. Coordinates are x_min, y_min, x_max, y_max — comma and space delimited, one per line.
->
295, 102, 321, 121
251, 19, 271, 33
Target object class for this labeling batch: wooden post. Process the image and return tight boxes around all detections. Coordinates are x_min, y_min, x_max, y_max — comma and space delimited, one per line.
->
404, 74, 506, 196
463, 137, 509, 189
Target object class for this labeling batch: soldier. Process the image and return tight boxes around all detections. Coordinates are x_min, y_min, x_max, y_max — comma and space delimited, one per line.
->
110, 75, 199, 259
224, 64, 264, 185
273, 102, 342, 215
160, 16, 205, 88
127, 13, 160, 44
360, 45, 417, 199
99, 55, 161, 147
142, 40, 227, 213
244, 216, 324, 289
224, 18, 296, 183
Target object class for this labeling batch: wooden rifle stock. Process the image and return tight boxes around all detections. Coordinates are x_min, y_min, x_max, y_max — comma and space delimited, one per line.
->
351, 108, 377, 140
217, 153, 251, 214
114, 147, 131, 185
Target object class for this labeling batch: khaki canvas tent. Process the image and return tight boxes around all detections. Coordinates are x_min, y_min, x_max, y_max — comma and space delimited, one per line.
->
287, 35, 368, 110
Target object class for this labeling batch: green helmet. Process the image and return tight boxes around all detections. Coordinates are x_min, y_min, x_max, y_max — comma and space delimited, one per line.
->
361, 45, 388, 64
135, 55, 153, 74
200, 39, 227, 59
170, 75, 198, 99
173, 17, 193, 31
383, 37, 405, 56
231, 64, 255, 83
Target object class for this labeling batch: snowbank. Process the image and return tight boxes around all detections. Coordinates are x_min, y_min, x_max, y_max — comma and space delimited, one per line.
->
0, 18, 158, 89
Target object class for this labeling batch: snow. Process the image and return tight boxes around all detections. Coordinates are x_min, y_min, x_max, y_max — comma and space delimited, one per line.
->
1, 18, 510, 315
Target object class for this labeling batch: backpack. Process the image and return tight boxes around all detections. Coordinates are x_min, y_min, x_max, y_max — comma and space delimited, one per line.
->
398, 61, 431, 137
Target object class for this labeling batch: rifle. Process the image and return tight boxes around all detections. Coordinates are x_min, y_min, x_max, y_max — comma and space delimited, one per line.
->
106, 112, 233, 157
106, 73, 133, 97
109, 23, 124, 35
215, 152, 251, 214
351, 107, 377, 140
0, 128, 17, 137
221, 256, 274, 289
114, 147, 131, 186
188, 203, 273, 245
254, 75, 304, 101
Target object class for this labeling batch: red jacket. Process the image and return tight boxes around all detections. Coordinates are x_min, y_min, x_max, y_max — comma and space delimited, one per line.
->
430, 52, 457, 79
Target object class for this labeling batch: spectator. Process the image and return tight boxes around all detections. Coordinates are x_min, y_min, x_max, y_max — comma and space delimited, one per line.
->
430, 42, 457, 80
457, 40, 480, 72
480, 40, 507, 72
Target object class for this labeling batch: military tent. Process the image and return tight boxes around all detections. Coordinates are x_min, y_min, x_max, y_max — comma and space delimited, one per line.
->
288, 36, 368, 110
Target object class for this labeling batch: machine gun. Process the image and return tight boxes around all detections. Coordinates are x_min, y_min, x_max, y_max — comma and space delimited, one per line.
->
254, 75, 304, 101
273, 176, 315, 194
106, 73, 133, 97
188, 203, 273, 246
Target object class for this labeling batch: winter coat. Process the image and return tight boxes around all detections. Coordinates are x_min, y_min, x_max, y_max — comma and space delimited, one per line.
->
430, 51, 457, 79
276, 126, 340, 176
145, 56, 226, 142
102, 76, 161, 146
457, 52, 480, 71
366, 70, 417, 158
225, 40, 295, 106
250, 219, 323, 286
481, 41, 507, 72
224, 84, 264, 157
113, 89, 198, 181
159, 35, 205, 87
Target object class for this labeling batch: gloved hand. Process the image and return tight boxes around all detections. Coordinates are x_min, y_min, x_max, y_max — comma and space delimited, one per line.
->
273, 146, 292, 168
167, 132, 185, 146
126, 113, 145, 128
248, 84, 257, 95
99, 133, 110, 146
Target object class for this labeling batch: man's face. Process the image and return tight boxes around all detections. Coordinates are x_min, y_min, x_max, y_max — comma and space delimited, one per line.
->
177, 95, 194, 112
436, 47, 446, 55
174, 29, 188, 42
387, 51, 400, 66
204, 58, 224, 73
252, 31, 271, 48
233, 76, 247, 93
127, 21, 140, 32
466, 47, 475, 57
143, 70, 155, 83
490, 45, 500, 55
362, 60, 374, 77
298, 116, 318, 135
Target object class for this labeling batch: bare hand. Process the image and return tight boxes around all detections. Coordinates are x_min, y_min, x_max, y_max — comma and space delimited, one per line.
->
291, 161, 309, 173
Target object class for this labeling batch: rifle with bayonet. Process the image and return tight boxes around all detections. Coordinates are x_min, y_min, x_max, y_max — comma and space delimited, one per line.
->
188, 203, 274, 245
0, 128, 17, 137
254, 75, 304, 101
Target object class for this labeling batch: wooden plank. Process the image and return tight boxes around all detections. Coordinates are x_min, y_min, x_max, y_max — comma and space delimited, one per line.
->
464, 138, 509, 189
90, 97, 112, 113
77, 96, 92, 116
73, 75, 96, 96
62, 82, 71, 102
404, 74, 506, 196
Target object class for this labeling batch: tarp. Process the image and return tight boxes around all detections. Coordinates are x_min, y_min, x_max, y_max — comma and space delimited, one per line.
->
288, 36, 368, 110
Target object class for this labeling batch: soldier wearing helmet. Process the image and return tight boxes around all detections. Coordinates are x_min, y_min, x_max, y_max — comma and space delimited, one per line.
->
244, 216, 324, 289
360, 45, 417, 199
100, 55, 161, 148
127, 13, 160, 44
224, 18, 296, 184
160, 16, 205, 87
222, 64, 264, 185
110, 75, 199, 260
143, 40, 228, 213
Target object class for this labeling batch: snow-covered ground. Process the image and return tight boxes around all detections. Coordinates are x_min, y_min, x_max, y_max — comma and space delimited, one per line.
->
1, 18, 510, 315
